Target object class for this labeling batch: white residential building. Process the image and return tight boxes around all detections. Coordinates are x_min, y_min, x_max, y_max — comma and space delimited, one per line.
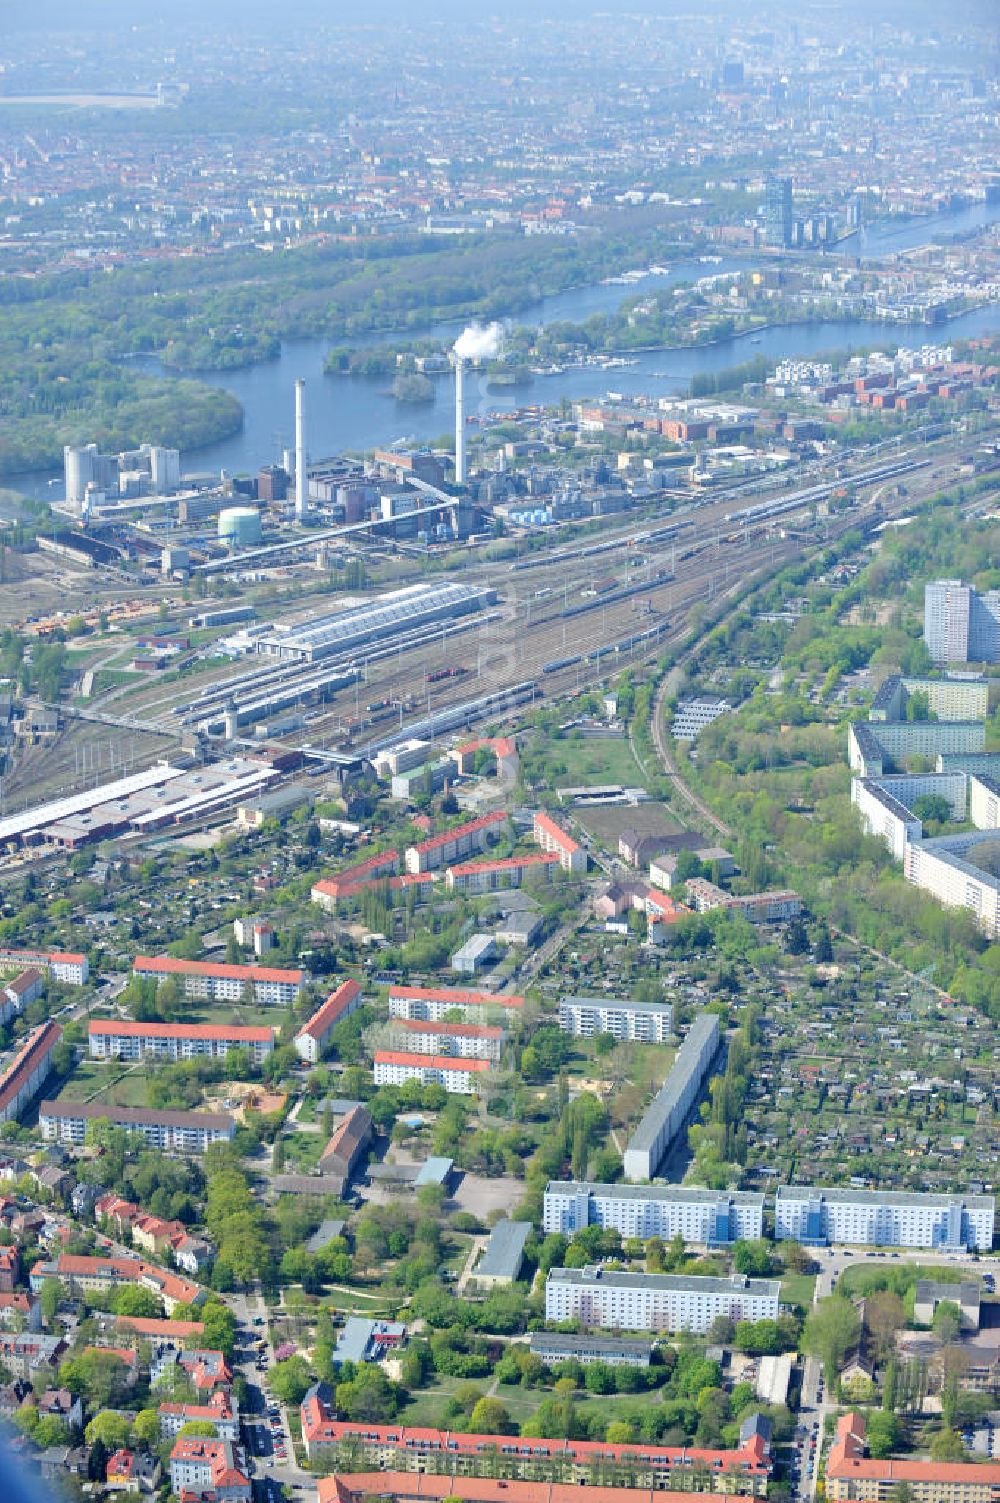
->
372, 1050, 489, 1096
543, 1182, 765, 1244
544, 1267, 780, 1333
774, 1186, 995, 1250
623, 1013, 721, 1182
88, 1020, 274, 1066
559, 995, 673, 1043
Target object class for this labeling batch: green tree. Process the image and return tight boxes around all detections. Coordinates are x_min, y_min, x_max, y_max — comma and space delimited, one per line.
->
802, 1297, 861, 1383
929, 1427, 966, 1462
85, 1411, 131, 1451
469, 1397, 515, 1434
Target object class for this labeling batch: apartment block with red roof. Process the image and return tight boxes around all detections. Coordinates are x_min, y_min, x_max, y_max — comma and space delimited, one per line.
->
320, 1478, 751, 1503
0, 949, 88, 985
0, 968, 44, 1023
390, 1016, 504, 1062
449, 736, 519, 777
445, 851, 561, 893
387, 984, 524, 1023
317, 1104, 373, 1181
295, 978, 363, 1063
132, 955, 303, 1005
825, 1411, 1000, 1503
89, 1019, 275, 1065
300, 1399, 770, 1492
159, 1387, 239, 1441
311, 850, 401, 908
533, 810, 587, 874
404, 810, 507, 874
373, 1050, 490, 1095
0, 1021, 62, 1124
0, 1243, 19, 1292
29, 1252, 202, 1316
168, 1436, 250, 1502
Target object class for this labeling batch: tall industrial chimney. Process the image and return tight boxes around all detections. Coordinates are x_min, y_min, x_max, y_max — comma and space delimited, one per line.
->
294, 378, 307, 520
454, 358, 466, 486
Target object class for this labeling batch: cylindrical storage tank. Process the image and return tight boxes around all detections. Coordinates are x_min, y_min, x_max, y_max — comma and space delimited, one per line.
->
218, 506, 262, 546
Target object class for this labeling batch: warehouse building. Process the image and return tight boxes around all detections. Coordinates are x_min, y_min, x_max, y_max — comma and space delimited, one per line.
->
545, 1267, 780, 1333
623, 1013, 721, 1181
558, 994, 673, 1043
39, 1101, 235, 1153
88, 1020, 275, 1065
543, 1182, 765, 1244
774, 1186, 994, 1250
132, 956, 303, 1005
255, 582, 496, 664
471, 1219, 532, 1287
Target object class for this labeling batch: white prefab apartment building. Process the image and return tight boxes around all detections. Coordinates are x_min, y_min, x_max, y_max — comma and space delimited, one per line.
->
775, 1186, 995, 1251
387, 985, 524, 1023
558, 996, 673, 1044
623, 1013, 721, 1182
39, 1100, 235, 1153
372, 1050, 489, 1096
132, 956, 303, 1005
545, 1267, 780, 1333
89, 1020, 275, 1066
543, 1182, 765, 1245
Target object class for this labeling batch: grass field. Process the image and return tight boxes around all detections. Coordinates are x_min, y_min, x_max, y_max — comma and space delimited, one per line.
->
57, 1057, 150, 1108
574, 800, 685, 846
780, 1272, 817, 1309
181, 1002, 284, 1030
554, 734, 645, 789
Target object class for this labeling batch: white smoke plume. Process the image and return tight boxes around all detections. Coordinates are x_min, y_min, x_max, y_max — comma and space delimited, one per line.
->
453, 321, 503, 362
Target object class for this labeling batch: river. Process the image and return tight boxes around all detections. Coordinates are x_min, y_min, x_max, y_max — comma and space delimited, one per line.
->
7, 198, 1000, 503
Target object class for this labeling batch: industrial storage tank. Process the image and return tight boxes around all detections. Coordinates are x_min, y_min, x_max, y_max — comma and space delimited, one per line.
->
218, 506, 262, 547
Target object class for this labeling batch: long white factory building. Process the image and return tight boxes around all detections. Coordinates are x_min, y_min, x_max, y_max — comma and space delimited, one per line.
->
253, 582, 496, 663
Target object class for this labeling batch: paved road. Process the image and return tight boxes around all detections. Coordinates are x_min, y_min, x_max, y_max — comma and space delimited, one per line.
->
229, 1286, 312, 1499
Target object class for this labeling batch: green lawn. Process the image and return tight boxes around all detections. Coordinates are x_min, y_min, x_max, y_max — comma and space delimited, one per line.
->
780, 1272, 817, 1309
181, 1002, 284, 1030
554, 734, 644, 789
57, 1057, 150, 1108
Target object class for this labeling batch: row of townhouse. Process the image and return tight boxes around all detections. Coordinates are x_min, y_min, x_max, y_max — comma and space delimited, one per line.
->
543, 1182, 765, 1244
294, 978, 363, 1063
300, 1386, 771, 1492
132, 954, 303, 1005
544, 1267, 781, 1334
39, 1100, 235, 1154
88, 1018, 275, 1065
0, 949, 88, 985
373, 1050, 490, 1096
0, 1022, 63, 1124
94, 1194, 212, 1275
30, 1253, 203, 1316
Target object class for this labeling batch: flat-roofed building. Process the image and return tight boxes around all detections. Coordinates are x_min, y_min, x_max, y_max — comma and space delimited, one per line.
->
774, 1186, 994, 1250
132, 955, 303, 1005
545, 1267, 780, 1333
543, 1182, 764, 1244
559, 995, 673, 1043
528, 1331, 653, 1368
88, 1020, 274, 1065
472, 1220, 531, 1287
623, 1014, 721, 1182
39, 1100, 235, 1154
373, 1050, 489, 1096
295, 979, 363, 1063
913, 1281, 981, 1331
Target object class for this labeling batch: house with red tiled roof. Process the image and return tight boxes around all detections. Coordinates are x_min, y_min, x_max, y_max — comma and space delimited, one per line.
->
533, 810, 587, 874
168, 1436, 250, 1501
826, 1411, 1000, 1503
295, 979, 363, 1063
